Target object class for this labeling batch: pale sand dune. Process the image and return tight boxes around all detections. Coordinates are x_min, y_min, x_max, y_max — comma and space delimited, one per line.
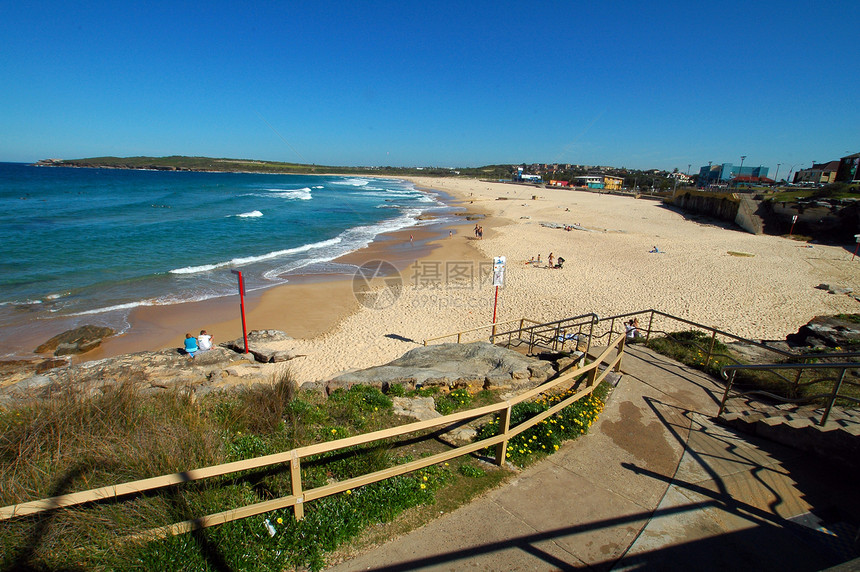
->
272, 178, 860, 385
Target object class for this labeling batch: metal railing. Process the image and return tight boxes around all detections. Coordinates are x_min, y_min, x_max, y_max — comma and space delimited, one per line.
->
424, 313, 599, 355
491, 313, 598, 354
0, 335, 626, 540
588, 310, 859, 426
589, 309, 795, 368
719, 356, 860, 425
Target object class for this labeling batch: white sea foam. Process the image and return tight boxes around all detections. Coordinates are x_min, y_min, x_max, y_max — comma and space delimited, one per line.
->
169, 237, 344, 275
233, 210, 263, 218
261, 209, 425, 280
331, 178, 371, 187
263, 187, 313, 200
71, 300, 158, 316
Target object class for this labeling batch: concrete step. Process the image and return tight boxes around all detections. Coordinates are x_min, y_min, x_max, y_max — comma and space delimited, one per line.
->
718, 397, 860, 472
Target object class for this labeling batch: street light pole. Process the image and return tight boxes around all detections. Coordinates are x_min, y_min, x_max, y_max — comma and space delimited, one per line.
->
738, 155, 746, 188
775, 163, 781, 183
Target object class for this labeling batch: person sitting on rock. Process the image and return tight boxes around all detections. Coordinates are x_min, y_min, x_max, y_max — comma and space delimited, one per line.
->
197, 329, 213, 351
184, 333, 199, 358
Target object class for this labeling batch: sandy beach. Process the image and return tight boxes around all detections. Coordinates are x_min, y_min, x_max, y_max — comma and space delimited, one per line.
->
85, 178, 859, 385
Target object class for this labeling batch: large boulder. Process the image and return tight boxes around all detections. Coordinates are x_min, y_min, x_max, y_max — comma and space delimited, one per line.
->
35, 325, 115, 356
223, 330, 298, 363
327, 342, 554, 394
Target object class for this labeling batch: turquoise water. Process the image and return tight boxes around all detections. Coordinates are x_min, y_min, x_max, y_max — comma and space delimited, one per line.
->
0, 163, 447, 356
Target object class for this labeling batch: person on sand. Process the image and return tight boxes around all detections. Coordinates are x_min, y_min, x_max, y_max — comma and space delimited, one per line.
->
548, 253, 554, 268
198, 329, 213, 351
184, 333, 199, 357
478, 226, 483, 240
554, 256, 565, 269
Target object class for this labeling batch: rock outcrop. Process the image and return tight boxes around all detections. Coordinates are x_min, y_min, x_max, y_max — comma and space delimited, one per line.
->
223, 329, 301, 363
327, 342, 554, 394
34, 325, 115, 356
0, 346, 263, 402
786, 315, 860, 350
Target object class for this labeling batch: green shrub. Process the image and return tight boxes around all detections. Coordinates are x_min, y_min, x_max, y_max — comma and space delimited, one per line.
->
435, 388, 473, 415
386, 383, 406, 397
458, 464, 486, 478
475, 383, 609, 467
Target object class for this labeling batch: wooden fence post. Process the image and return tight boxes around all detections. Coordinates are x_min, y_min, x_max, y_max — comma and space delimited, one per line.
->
291, 451, 304, 521
494, 405, 512, 466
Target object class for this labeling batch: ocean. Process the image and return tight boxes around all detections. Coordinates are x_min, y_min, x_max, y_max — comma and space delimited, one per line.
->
0, 162, 449, 358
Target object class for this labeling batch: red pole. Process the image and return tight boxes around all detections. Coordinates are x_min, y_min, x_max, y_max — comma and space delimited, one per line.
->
231, 270, 249, 353
852, 242, 860, 262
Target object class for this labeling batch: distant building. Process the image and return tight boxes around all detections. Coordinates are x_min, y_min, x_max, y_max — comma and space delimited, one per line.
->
549, 180, 570, 187
836, 152, 860, 183
733, 175, 775, 187
793, 161, 840, 185
573, 175, 603, 189
515, 166, 542, 183
572, 175, 621, 190
698, 163, 768, 188
603, 176, 623, 190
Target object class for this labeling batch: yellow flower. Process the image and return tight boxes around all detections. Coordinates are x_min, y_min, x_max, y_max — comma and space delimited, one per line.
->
277, 517, 283, 524
553, 445, 559, 450
444, 462, 449, 466
331, 429, 337, 434
345, 489, 352, 495
423, 476, 428, 481
420, 483, 426, 489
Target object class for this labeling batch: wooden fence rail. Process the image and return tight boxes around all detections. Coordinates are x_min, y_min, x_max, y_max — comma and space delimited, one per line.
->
1, 336, 626, 541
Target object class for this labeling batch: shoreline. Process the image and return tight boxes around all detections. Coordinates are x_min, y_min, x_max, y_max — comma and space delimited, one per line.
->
7, 175, 859, 387
67, 182, 494, 364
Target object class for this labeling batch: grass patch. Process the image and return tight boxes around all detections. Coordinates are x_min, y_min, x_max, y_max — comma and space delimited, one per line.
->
646, 330, 737, 379
646, 330, 860, 405
0, 365, 613, 571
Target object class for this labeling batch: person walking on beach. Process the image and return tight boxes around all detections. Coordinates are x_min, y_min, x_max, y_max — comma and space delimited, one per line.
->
198, 329, 213, 351
478, 226, 483, 240
548, 252, 554, 268
474, 224, 480, 239
184, 333, 199, 358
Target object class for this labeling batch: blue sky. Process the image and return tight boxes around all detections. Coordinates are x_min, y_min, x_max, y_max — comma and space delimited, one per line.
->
2, 1, 857, 174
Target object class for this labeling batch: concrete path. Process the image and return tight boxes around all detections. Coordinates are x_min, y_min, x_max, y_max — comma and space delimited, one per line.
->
325, 345, 859, 571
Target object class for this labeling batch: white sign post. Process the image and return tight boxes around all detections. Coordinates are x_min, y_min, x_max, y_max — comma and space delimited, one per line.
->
491, 256, 505, 339
789, 214, 798, 237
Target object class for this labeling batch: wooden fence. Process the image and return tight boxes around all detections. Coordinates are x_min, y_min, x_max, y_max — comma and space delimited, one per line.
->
0, 335, 626, 540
